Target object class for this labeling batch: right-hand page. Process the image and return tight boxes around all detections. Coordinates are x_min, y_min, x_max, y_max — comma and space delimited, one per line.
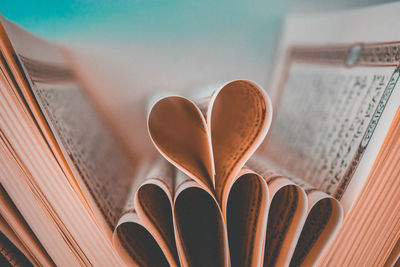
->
259, 3, 400, 212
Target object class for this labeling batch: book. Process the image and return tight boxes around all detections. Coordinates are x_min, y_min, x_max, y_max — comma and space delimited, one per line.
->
0, 2, 399, 267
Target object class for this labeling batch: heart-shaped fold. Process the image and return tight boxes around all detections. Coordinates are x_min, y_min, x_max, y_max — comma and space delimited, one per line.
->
148, 80, 272, 206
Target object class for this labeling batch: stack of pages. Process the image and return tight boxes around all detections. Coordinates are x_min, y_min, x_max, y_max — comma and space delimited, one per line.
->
0, 2, 400, 267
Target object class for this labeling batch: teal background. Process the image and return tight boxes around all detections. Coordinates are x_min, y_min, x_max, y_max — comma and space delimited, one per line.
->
1, 0, 393, 51
0, 0, 395, 88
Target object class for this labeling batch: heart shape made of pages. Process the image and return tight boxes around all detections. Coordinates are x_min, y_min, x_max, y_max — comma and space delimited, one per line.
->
148, 80, 272, 205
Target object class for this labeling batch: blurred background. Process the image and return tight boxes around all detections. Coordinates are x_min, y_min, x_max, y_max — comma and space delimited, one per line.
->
0, 0, 396, 157
1, 0, 394, 89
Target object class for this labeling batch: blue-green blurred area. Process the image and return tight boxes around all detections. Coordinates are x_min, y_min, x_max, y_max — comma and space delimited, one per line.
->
1, 0, 395, 88
3, 0, 283, 44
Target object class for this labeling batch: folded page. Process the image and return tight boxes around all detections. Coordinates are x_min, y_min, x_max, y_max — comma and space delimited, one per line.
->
148, 80, 272, 214
247, 156, 343, 266
173, 171, 229, 267
225, 168, 268, 267
134, 159, 180, 267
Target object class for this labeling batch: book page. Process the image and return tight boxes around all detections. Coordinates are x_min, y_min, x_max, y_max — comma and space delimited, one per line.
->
0, 185, 53, 266
226, 168, 268, 267
147, 94, 215, 191
264, 6, 400, 212
133, 159, 179, 267
0, 16, 136, 230
247, 156, 342, 266
173, 171, 229, 267
289, 195, 342, 267
113, 212, 169, 267
265, 63, 395, 198
34, 83, 135, 228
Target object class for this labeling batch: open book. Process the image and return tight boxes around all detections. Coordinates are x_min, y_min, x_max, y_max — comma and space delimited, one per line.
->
0, 2, 400, 267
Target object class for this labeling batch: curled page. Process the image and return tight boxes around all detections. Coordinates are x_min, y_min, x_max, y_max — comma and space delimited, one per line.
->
247, 156, 343, 266
134, 159, 179, 267
115, 158, 232, 267
113, 159, 175, 267
147, 94, 215, 191
113, 212, 169, 267
247, 157, 308, 266
225, 168, 269, 267
173, 170, 229, 267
